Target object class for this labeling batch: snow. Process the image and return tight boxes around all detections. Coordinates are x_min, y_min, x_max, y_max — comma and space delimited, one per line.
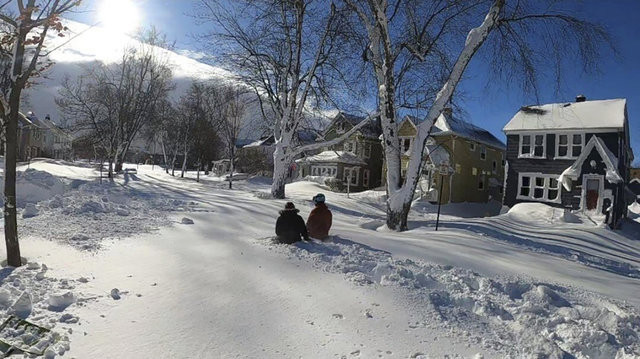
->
504, 99, 627, 132
0, 160, 639, 358
296, 150, 367, 165
431, 114, 506, 150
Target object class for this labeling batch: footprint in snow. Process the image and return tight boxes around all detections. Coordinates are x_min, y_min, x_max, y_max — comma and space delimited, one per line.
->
332, 313, 344, 319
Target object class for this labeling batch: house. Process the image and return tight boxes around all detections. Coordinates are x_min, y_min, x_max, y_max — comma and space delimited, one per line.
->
17, 112, 46, 160
630, 168, 640, 204
296, 112, 383, 192
237, 130, 319, 178
40, 114, 73, 160
503, 96, 634, 227
392, 109, 506, 204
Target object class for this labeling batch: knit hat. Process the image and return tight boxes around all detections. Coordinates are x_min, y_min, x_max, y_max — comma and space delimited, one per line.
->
284, 202, 296, 210
312, 193, 325, 204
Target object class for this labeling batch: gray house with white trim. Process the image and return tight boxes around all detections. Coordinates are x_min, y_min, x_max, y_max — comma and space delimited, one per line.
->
503, 96, 634, 228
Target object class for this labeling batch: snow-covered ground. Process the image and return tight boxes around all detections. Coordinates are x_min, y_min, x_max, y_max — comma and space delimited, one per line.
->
0, 160, 639, 358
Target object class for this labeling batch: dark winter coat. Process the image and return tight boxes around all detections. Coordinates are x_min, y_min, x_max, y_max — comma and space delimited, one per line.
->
306, 203, 332, 240
275, 209, 309, 244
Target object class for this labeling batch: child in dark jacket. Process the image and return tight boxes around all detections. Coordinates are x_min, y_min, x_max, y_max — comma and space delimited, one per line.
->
275, 202, 309, 244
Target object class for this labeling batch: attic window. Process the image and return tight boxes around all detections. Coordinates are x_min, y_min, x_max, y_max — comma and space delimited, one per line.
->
469, 142, 476, 151
519, 134, 546, 159
480, 146, 487, 160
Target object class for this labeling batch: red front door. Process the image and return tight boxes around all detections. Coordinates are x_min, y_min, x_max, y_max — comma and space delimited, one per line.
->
585, 178, 600, 211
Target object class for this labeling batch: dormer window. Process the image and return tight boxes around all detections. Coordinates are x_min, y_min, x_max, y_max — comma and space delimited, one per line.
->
336, 122, 347, 134
399, 137, 412, 153
519, 134, 546, 159
555, 133, 584, 159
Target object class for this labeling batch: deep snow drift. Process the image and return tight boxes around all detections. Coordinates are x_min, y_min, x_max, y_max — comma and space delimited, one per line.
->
0, 160, 638, 358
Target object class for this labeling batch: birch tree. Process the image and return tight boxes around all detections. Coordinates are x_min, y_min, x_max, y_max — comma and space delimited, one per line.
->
344, 0, 612, 230
197, 0, 373, 198
0, 0, 79, 267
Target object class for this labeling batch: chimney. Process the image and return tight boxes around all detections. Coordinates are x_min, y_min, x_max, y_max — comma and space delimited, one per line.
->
575, 94, 586, 103
443, 107, 453, 117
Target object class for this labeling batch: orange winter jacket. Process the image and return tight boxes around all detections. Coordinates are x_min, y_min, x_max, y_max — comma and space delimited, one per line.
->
306, 203, 332, 239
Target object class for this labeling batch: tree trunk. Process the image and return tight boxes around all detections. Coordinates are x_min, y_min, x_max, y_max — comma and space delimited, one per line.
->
4, 91, 22, 267
228, 148, 235, 190
180, 142, 188, 178
271, 144, 289, 198
161, 140, 169, 173
386, 187, 414, 231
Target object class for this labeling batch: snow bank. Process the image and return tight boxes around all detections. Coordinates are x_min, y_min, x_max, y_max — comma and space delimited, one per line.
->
506, 203, 583, 225
260, 238, 640, 358
0, 169, 65, 208
20, 180, 201, 251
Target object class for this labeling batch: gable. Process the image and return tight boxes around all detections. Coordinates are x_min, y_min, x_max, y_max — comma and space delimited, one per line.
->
558, 136, 623, 191
397, 118, 417, 137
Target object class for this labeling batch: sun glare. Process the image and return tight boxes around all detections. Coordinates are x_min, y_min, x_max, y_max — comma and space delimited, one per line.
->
98, 0, 141, 34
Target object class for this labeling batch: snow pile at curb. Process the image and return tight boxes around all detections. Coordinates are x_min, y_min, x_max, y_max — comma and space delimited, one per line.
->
0, 169, 65, 208
20, 181, 200, 250
260, 238, 640, 358
0, 262, 87, 357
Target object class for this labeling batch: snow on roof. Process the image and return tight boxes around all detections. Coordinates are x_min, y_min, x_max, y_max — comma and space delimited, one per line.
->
296, 151, 366, 165
424, 144, 451, 167
243, 136, 275, 148
325, 112, 382, 139
431, 114, 506, 150
504, 99, 627, 132
558, 136, 623, 191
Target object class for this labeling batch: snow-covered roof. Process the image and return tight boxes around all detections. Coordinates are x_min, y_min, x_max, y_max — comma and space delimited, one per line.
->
558, 136, 623, 191
243, 136, 275, 148
325, 112, 382, 139
504, 99, 627, 132
295, 151, 366, 165
430, 114, 506, 150
424, 144, 450, 167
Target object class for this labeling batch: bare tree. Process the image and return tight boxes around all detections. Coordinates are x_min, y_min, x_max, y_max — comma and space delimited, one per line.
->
58, 42, 174, 176
0, 0, 79, 267
344, 0, 613, 230
196, 0, 374, 198
217, 86, 248, 189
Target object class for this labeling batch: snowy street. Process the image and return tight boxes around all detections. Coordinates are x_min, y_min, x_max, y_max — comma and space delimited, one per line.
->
1, 160, 638, 358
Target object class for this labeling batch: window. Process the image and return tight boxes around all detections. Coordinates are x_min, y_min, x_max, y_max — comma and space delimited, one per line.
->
311, 166, 337, 177
478, 176, 485, 190
480, 146, 487, 160
501, 160, 505, 167
455, 164, 461, 174
517, 173, 561, 203
343, 167, 359, 185
472, 167, 478, 176
555, 133, 584, 159
336, 122, 347, 134
363, 170, 370, 187
470, 142, 476, 151
364, 143, 372, 158
344, 141, 357, 154
519, 134, 546, 158
399, 137, 412, 153
492, 160, 497, 173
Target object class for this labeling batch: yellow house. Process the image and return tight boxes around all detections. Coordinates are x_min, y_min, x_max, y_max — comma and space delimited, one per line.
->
394, 110, 506, 204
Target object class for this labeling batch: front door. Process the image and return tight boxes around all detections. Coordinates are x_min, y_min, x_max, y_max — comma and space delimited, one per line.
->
585, 177, 601, 211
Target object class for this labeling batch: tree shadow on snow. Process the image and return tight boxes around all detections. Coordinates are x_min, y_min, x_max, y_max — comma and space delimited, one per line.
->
440, 221, 640, 279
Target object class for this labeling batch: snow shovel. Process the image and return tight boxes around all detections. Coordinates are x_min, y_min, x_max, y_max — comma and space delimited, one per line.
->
0, 315, 58, 357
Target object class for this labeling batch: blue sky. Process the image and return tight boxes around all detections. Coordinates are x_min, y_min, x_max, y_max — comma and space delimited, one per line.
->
68, 0, 640, 165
